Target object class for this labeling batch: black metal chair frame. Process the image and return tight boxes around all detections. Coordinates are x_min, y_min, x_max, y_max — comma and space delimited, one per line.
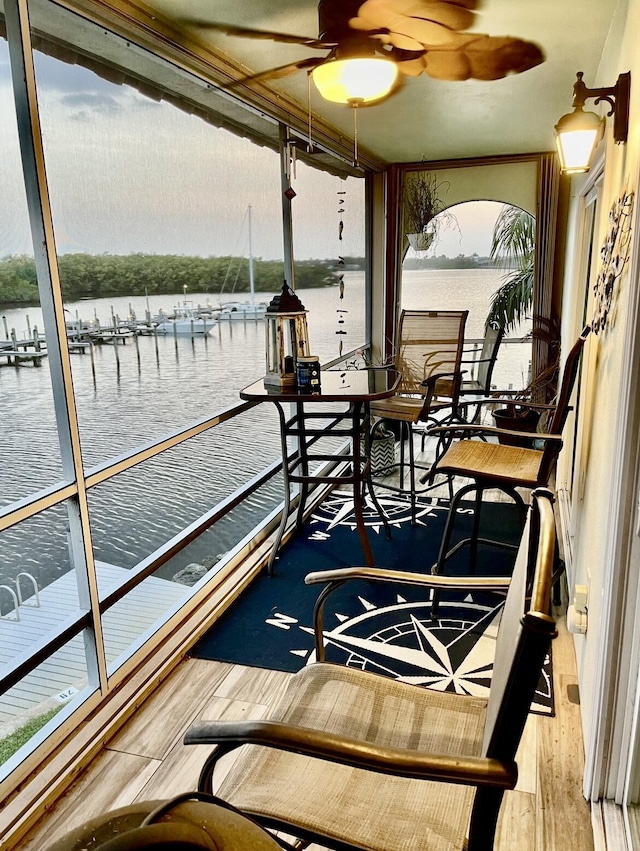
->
184, 490, 558, 851
429, 326, 590, 583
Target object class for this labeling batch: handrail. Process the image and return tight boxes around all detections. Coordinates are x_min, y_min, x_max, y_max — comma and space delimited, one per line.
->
16, 572, 40, 608
463, 335, 530, 346
0, 586, 20, 622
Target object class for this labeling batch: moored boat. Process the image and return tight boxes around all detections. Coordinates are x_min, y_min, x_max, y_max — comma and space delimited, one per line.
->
215, 205, 267, 321
214, 299, 268, 321
155, 301, 216, 335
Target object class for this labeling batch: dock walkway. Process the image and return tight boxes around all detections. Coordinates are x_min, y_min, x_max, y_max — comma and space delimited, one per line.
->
0, 563, 188, 731
0, 336, 47, 366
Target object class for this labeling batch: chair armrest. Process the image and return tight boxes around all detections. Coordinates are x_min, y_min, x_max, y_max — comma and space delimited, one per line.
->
417, 370, 466, 419
304, 568, 510, 661
479, 397, 557, 411
184, 720, 517, 789
419, 370, 466, 389
452, 395, 557, 411
427, 423, 564, 443
360, 363, 394, 371
305, 566, 510, 592
460, 356, 492, 365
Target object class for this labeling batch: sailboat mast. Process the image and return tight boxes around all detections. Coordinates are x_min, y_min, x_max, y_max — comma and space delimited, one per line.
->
248, 205, 255, 302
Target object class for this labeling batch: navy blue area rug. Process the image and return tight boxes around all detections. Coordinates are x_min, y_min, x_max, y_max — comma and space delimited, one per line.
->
191, 491, 553, 714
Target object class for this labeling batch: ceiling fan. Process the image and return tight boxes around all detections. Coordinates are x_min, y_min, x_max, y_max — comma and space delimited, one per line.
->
182, 0, 545, 106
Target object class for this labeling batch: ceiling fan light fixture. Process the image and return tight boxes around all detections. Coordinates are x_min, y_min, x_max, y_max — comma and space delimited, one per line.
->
311, 56, 398, 104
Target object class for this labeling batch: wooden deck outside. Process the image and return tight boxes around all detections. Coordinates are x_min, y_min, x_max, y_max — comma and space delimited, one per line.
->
15, 606, 593, 851
0, 564, 188, 730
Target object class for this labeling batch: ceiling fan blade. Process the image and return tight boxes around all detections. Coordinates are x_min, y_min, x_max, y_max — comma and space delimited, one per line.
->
216, 57, 326, 90
180, 19, 335, 50
416, 34, 544, 81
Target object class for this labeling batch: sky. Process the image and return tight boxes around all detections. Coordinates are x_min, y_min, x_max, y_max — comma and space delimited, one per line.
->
1, 39, 505, 262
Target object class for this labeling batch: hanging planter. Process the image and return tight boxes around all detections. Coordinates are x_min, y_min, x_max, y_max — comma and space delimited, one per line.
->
406, 231, 435, 252
403, 171, 459, 255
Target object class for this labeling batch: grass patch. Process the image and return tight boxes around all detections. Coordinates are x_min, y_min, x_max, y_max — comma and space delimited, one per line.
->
0, 706, 63, 766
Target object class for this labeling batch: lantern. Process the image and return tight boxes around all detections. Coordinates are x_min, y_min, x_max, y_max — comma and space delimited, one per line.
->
264, 281, 310, 386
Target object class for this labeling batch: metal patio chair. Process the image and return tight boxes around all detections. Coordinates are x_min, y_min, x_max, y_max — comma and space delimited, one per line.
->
369, 309, 468, 521
429, 325, 590, 585
185, 489, 557, 851
458, 323, 505, 421
420, 322, 504, 456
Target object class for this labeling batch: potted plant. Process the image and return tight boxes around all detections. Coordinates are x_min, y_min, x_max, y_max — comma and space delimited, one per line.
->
403, 172, 458, 253
491, 401, 541, 447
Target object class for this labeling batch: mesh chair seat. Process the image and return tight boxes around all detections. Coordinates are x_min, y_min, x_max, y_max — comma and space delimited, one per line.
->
436, 440, 543, 489
370, 393, 454, 424
217, 663, 486, 851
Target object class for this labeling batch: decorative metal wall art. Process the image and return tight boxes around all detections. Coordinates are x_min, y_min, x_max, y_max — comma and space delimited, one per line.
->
592, 188, 634, 334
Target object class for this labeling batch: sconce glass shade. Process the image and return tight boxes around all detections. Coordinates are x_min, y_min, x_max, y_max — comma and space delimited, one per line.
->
312, 57, 398, 104
555, 107, 605, 174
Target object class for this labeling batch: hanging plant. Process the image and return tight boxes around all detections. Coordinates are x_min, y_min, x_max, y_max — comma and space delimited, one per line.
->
403, 171, 459, 253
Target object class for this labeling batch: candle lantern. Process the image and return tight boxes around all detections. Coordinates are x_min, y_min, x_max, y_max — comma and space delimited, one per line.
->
264, 281, 310, 386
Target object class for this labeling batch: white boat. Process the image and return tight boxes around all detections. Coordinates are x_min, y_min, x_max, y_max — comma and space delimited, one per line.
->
214, 205, 268, 322
215, 299, 268, 321
155, 301, 216, 335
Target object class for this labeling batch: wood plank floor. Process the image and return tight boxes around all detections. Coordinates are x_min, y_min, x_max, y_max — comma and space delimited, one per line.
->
17, 605, 593, 851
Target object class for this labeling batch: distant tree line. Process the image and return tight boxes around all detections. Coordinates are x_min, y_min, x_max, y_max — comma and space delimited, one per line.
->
0, 253, 366, 308
403, 253, 498, 270
0, 252, 503, 308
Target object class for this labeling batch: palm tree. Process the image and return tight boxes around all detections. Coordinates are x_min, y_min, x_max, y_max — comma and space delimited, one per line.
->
486, 205, 561, 407
486, 206, 535, 332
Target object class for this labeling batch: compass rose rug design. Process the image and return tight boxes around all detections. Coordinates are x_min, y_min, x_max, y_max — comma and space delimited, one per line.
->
191, 492, 554, 715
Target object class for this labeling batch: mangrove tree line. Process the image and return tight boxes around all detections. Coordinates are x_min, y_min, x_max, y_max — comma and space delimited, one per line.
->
0, 253, 361, 308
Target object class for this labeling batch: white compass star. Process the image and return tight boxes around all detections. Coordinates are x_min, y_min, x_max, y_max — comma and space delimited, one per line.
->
315, 600, 502, 697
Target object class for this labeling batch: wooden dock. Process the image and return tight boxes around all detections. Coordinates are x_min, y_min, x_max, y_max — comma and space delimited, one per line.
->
0, 348, 47, 366
0, 563, 188, 731
0, 336, 47, 366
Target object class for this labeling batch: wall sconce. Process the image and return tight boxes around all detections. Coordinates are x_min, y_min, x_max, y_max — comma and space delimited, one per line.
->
264, 282, 311, 387
555, 71, 631, 174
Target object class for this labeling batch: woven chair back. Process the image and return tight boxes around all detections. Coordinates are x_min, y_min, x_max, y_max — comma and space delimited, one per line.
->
476, 325, 504, 393
395, 309, 468, 396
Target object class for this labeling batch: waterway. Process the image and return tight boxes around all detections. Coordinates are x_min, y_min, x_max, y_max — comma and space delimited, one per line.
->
0, 269, 530, 593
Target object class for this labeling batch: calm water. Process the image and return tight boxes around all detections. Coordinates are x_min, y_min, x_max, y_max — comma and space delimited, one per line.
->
0, 269, 530, 591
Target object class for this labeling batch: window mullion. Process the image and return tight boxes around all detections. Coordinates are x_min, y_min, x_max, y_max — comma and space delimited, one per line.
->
5, 0, 108, 694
